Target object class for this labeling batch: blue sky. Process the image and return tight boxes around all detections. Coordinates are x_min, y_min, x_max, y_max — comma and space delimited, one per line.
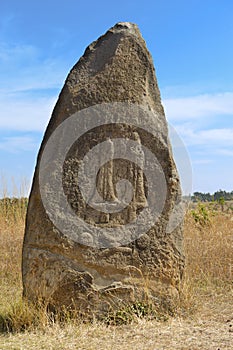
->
0, 0, 233, 196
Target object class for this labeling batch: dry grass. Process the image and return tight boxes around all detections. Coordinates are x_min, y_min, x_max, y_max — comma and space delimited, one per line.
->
180, 209, 233, 311
0, 198, 27, 314
0, 198, 232, 349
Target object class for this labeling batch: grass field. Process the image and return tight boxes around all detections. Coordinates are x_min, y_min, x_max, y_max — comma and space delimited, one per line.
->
0, 198, 232, 349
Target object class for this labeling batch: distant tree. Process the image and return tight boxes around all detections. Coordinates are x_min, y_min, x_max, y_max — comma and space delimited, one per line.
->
192, 190, 233, 202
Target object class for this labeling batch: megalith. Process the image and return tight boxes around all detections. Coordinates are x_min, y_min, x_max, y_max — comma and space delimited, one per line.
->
22, 22, 184, 317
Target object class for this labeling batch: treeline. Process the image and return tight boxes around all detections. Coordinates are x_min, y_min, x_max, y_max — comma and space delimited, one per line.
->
192, 190, 233, 202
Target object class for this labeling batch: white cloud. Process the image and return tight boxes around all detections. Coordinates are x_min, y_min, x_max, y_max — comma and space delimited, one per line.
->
216, 149, 233, 157
0, 135, 39, 153
163, 92, 233, 121
198, 128, 233, 142
0, 42, 38, 63
173, 124, 233, 149
0, 42, 69, 132
164, 91, 233, 167
175, 126, 233, 146
192, 159, 213, 165
0, 41, 68, 93
0, 94, 56, 132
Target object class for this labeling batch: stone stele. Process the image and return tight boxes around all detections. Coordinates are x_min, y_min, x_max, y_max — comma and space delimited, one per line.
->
22, 22, 185, 317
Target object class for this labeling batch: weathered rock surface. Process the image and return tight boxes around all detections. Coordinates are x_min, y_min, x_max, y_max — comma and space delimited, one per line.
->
22, 22, 184, 317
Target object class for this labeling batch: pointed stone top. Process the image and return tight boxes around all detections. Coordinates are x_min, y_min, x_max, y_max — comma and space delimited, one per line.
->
114, 21, 136, 28
109, 22, 142, 37
112, 22, 138, 31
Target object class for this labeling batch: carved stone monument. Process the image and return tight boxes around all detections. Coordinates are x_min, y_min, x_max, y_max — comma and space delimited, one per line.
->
22, 22, 184, 317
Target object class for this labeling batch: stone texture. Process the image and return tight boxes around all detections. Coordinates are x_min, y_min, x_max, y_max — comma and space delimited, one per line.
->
22, 22, 184, 316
